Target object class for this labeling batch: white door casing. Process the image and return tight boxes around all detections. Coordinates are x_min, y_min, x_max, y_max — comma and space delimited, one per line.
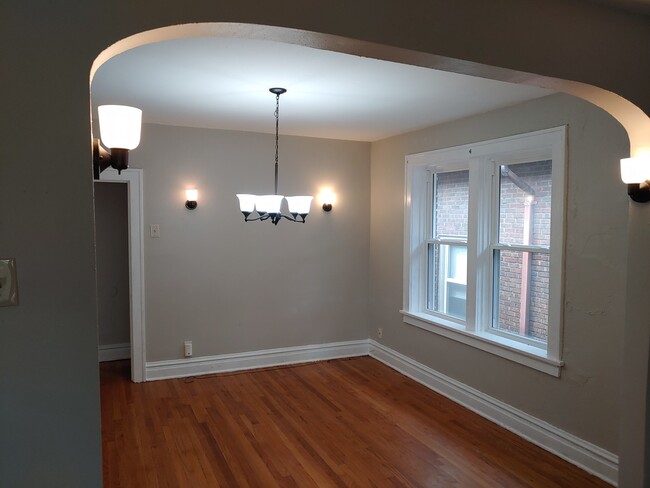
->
98, 168, 145, 382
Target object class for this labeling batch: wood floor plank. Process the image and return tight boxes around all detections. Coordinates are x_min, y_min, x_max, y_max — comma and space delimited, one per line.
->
101, 357, 611, 487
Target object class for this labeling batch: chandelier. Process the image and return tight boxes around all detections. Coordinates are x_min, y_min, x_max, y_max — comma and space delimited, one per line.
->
236, 88, 313, 225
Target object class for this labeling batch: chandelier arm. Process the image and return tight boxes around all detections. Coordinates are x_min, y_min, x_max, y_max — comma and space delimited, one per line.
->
241, 212, 305, 224
279, 213, 306, 223
243, 214, 272, 222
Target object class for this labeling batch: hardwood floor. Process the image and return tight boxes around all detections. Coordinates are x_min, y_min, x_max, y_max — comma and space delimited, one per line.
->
101, 357, 610, 487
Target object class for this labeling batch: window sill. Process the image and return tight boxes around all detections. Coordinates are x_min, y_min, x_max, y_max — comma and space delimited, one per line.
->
400, 310, 563, 377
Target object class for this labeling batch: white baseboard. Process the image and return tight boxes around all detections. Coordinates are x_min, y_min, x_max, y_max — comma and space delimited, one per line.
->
98, 342, 131, 362
368, 340, 618, 486
145, 339, 370, 381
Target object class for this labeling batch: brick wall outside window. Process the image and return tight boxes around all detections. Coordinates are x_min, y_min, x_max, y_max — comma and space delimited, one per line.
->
497, 160, 552, 340
433, 161, 552, 341
434, 170, 469, 238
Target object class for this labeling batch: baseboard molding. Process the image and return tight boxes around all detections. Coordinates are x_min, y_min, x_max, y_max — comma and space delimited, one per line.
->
146, 340, 370, 381
98, 342, 131, 362
368, 340, 618, 486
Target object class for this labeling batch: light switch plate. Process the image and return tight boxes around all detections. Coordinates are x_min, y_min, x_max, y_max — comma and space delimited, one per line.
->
0, 258, 19, 307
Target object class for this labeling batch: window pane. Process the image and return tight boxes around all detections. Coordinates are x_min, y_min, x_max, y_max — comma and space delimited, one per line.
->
433, 170, 469, 239
498, 161, 552, 247
427, 243, 467, 320
492, 249, 549, 342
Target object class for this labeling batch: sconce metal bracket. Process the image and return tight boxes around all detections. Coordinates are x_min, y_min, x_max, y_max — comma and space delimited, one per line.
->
628, 181, 650, 203
93, 139, 129, 179
93, 139, 111, 180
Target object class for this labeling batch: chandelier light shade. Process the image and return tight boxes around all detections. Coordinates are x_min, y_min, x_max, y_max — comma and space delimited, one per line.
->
286, 196, 314, 215
93, 104, 143, 179
256, 194, 284, 214
236, 194, 257, 213
236, 88, 313, 225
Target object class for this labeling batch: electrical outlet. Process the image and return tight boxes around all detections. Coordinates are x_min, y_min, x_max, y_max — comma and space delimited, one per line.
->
377, 328, 383, 339
184, 341, 192, 357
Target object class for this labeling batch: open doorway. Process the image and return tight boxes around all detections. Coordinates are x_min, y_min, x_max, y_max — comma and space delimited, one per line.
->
95, 168, 145, 382
95, 180, 130, 363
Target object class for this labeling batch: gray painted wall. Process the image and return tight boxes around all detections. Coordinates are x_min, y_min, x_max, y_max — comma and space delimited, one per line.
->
369, 93, 629, 452
2, 1, 649, 486
133, 124, 370, 361
94, 182, 130, 347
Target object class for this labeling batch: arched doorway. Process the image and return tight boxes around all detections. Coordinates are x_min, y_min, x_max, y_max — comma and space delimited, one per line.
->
90, 22, 650, 486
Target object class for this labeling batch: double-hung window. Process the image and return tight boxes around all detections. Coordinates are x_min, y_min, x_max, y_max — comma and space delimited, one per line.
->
402, 127, 566, 376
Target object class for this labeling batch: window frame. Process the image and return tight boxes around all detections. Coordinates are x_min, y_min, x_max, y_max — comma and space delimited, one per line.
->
402, 127, 566, 376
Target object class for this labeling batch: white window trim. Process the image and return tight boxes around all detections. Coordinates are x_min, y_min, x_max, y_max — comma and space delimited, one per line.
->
402, 127, 567, 377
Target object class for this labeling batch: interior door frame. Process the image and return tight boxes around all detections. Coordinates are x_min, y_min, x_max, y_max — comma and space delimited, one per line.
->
97, 168, 146, 382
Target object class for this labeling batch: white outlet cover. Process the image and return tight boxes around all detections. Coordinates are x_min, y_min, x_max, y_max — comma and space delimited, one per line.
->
0, 258, 19, 306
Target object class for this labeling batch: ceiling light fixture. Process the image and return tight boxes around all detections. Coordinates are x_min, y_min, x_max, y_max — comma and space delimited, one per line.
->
236, 88, 313, 225
93, 105, 142, 179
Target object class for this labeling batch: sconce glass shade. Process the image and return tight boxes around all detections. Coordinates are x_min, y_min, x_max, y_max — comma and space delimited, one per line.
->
286, 196, 314, 215
236, 194, 257, 213
186, 189, 198, 201
98, 105, 142, 150
621, 156, 650, 184
255, 195, 284, 214
318, 189, 336, 206
318, 189, 336, 211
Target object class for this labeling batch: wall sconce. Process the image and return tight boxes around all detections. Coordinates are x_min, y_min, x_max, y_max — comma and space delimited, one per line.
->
185, 189, 198, 210
318, 189, 336, 212
621, 155, 650, 203
93, 105, 142, 179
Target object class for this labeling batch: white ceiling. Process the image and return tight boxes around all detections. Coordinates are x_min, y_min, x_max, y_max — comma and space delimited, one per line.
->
91, 37, 557, 142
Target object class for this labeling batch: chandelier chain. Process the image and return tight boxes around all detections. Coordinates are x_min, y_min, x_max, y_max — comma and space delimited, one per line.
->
274, 93, 280, 195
